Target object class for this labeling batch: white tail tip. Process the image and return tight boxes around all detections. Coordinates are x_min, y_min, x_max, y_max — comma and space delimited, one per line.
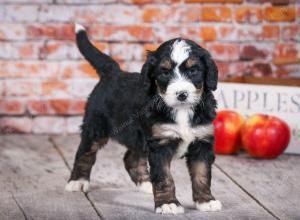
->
75, 23, 85, 33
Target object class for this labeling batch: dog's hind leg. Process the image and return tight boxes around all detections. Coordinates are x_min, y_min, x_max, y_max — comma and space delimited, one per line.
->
65, 136, 108, 192
123, 150, 152, 193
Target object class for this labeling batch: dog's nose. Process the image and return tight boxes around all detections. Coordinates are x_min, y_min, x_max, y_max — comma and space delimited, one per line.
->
177, 91, 188, 101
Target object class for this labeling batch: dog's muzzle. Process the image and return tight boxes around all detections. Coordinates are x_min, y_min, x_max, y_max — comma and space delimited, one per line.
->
176, 91, 188, 102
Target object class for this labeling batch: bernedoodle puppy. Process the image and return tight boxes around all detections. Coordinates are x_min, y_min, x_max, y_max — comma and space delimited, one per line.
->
65, 23, 222, 215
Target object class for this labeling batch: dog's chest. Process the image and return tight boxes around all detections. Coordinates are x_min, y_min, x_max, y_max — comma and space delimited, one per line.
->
152, 109, 213, 157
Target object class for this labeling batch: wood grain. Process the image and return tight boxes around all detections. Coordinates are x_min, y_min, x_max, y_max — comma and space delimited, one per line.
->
0, 135, 101, 220
53, 135, 275, 220
216, 154, 300, 220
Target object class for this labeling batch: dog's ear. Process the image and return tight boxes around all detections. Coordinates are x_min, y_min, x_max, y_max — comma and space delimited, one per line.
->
141, 52, 157, 94
202, 53, 218, 91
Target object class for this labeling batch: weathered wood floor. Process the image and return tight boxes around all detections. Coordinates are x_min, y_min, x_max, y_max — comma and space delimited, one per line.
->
0, 135, 299, 220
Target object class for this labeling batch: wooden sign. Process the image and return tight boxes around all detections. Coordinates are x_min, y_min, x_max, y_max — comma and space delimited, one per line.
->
215, 82, 300, 154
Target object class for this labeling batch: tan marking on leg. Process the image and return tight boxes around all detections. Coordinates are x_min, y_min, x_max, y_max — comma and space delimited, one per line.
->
188, 160, 214, 203
70, 139, 107, 180
123, 150, 150, 184
153, 158, 178, 208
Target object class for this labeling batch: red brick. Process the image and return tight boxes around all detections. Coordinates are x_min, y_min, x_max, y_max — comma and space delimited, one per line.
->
41, 41, 78, 60
249, 0, 290, 4
57, 61, 98, 79
216, 61, 247, 79
32, 117, 66, 134
143, 6, 180, 23
281, 25, 300, 42
123, 0, 177, 4
78, 63, 98, 78
264, 6, 296, 22
270, 0, 291, 5
4, 79, 38, 97
49, 99, 86, 115
0, 117, 32, 134
27, 99, 85, 115
240, 44, 269, 60
0, 61, 59, 78
49, 99, 71, 115
186, 0, 242, 2
235, 7, 262, 23
208, 43, 239, 61
273, 43, 299, 64
179, 6, 201, 22
201, 7, 232, 22
27, 100, 50, 115
27, 24, 74, 40
251, 63, 273, 77
41, 80, 69, 98
0, 81, 4, 97
181, 27, 201, 43
261, 25, 280, 40
90, 25, 154, 42
200, 27, 217, 41
0, 100, 25, 115
143, 7, 164, 22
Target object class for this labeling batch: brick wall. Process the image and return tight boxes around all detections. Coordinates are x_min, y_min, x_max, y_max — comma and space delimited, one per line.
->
0, 0, 299, 134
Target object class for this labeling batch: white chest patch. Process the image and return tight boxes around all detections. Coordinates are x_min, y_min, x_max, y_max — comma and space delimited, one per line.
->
152, 109, 214, 157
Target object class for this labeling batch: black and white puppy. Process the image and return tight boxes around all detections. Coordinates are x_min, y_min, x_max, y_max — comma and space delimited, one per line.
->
65, 23, 221, 215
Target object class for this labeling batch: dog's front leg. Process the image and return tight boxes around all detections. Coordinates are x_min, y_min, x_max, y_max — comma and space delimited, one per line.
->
186, 139, 222, 212
148, 142, 184, 215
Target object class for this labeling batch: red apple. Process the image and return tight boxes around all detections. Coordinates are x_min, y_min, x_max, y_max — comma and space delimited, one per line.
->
241, 114, 291, 159
213, 110, 244, 154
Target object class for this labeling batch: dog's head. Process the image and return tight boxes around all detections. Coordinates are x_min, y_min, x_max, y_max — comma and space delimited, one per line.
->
142, 38, 218, 109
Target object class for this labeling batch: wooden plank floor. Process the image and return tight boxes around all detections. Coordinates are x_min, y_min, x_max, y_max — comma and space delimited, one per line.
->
0, 135, 299, 220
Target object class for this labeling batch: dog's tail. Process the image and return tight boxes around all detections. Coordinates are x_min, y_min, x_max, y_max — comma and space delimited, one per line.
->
75, 23, 120, 79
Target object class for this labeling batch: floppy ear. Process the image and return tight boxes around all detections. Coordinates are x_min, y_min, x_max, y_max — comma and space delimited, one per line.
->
141, 52, 157, 94
203, 53, 218, 91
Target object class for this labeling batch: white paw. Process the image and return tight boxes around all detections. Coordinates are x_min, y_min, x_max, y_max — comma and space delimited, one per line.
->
137, 181, 152, 194
155, 203, 184, 215
195, 200, 222, 212
65, 179, 90, 192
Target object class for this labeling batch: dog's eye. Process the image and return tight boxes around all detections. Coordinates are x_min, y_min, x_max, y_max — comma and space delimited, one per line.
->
188, 66, 198, 75
161, 68, 171, 77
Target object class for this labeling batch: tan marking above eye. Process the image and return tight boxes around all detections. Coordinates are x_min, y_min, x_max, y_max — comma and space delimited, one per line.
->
186, 58, 197, 68
160, 59, 172, 70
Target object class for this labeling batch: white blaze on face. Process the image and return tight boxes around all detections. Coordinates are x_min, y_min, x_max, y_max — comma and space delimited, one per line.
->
162, 39, 199, 108
171, 39, 191, 65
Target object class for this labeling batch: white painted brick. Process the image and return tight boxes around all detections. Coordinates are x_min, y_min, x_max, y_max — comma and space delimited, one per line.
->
70, 79, 98, 98
4, 5, 39, 22
32, 117, 66, 134
66, 116, 83, 133
0, 117, 32, 134
110, 43, 144, 61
